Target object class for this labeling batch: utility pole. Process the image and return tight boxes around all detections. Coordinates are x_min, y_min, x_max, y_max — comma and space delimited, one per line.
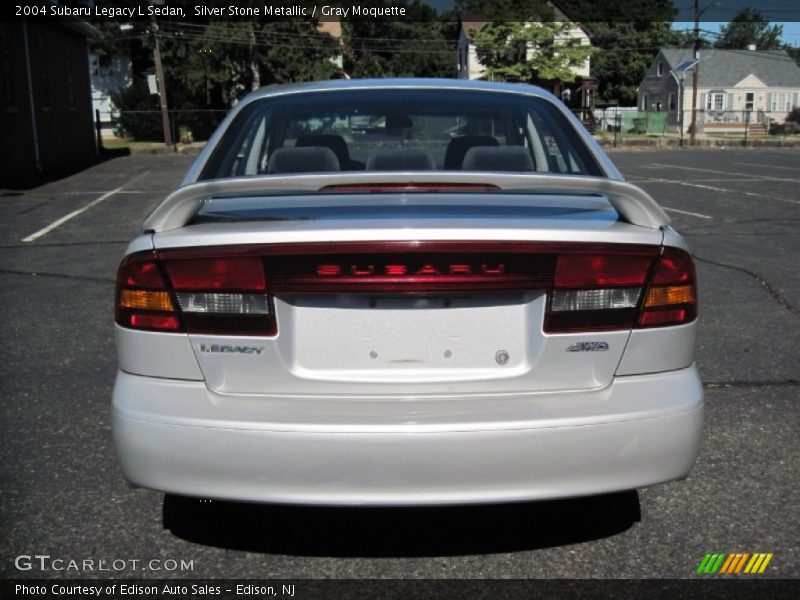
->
689, 0, 700, 145
151, 5, 172, 146
249, 25, 260, 91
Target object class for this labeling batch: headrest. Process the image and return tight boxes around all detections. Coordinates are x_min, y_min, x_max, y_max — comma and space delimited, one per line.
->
443, 135, 499, 169
461, 146, 534, 172
267, 146, 340, 174
295, 134, 350, 167
365, 148, 436, 171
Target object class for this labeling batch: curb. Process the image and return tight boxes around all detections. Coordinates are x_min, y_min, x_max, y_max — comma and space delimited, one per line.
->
595, 137, 800, 150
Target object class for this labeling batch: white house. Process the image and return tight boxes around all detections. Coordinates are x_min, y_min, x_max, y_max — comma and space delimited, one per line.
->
638, 47, 800, 134
456, 1, 592, 84
90, 52, 131, 139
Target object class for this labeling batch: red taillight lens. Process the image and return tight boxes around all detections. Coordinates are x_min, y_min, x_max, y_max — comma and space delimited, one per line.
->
115, 253, 182, 333
638, 248, 697, 328
122, 260, 165, 288
555, 254, 653, 288
165, 257, 266, 291
129, 314, 180, 331
651, 247, 694, 284
320, 183, 501, 193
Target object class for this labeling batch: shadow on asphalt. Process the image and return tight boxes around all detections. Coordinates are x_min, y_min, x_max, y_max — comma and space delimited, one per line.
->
1, 148, 131, 191
162, 491, 640, 557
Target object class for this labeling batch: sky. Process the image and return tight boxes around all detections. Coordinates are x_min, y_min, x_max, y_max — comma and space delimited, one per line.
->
424, 1, 800, 47
674, 21, 800, 47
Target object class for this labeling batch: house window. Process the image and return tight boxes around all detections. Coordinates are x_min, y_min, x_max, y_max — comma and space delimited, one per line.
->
770, 93, 792, 113
668, 93, 675, 111
642, 94, 649, 111
656, 101, 662, 111
706, 92, 725, 111
657, 61, 663, 77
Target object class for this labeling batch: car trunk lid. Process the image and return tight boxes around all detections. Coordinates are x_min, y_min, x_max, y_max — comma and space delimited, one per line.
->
145, 192, 667, 396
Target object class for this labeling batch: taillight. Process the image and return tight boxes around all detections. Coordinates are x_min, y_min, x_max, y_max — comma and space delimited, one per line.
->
115, 243, 696, 337
115, 253, 181, 332
115, 252, 276, 336
162, 256, 275, 336
545, 248, 655, 333
639, 247, 697, 328
544, 246, 697, 332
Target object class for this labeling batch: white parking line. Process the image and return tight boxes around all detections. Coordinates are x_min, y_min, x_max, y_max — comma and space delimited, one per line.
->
641, 176, 800, 206
662, 207, 713, 219
22, 187, 123, 242
734, 161, 800, 172
628, 178, 774, 184
11, 189, 168, 197
649, 163, 800, 183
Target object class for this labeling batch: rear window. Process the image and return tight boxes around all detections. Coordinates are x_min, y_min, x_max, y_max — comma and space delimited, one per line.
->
200, 89, 602, 180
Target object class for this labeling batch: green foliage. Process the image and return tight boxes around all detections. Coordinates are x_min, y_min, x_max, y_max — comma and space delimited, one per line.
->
589, 21, 684, 105
110, 80, 162, 141
472, 21, 595, 85
459, 1, 684, 105
554, 1, 684, 106
178, 126, 194, 144
714, 8, 783, 50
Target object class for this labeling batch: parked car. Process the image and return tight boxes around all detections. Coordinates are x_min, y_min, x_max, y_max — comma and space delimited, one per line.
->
113, 79, 702, 505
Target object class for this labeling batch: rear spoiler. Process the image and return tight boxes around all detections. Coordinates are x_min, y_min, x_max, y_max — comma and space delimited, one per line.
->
143, 173, 670, 233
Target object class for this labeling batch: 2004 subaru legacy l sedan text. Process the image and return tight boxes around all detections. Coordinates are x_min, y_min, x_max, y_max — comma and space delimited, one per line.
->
113, 79, 702, 505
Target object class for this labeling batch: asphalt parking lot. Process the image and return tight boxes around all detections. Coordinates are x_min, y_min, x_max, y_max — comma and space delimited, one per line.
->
0, 148, 797, 580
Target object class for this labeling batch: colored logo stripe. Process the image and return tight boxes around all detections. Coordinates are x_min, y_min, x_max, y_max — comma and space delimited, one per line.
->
719, 553, 749, 574
697, 553, 726, 574
697, 552, 773, 574
744, 553, 773, 574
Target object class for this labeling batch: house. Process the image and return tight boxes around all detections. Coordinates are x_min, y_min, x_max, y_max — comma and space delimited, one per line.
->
0, 20, 99, 184
91, 52, 132, 140
457, 2, 592, 83
638, 47, 800, 135
318, 17, 348, 79
456, 1, 595, 120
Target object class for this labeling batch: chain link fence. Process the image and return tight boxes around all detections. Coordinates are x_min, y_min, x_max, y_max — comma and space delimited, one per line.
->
587, 107, 800, 146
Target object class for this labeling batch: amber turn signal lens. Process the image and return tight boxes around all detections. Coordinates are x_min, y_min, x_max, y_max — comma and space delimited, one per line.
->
644, 284, 696, 308
119, 289, 174, 312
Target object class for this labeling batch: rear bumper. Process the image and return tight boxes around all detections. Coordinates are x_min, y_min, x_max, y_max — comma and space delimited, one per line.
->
112, 366, 703, 506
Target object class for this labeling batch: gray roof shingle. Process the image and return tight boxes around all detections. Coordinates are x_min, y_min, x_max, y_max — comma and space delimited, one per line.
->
660, 48, 800, 87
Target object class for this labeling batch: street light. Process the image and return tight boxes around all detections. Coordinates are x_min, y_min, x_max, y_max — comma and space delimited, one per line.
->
670, 59, 697, 147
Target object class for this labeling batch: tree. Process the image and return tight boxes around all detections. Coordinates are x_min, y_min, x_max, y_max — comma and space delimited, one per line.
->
715, 8, 783, 50
344, 1, 459, 78
553, 1, 684, 106
458, 1, 684, 105
472, 20, 594, 85
588, 21, 686, 105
